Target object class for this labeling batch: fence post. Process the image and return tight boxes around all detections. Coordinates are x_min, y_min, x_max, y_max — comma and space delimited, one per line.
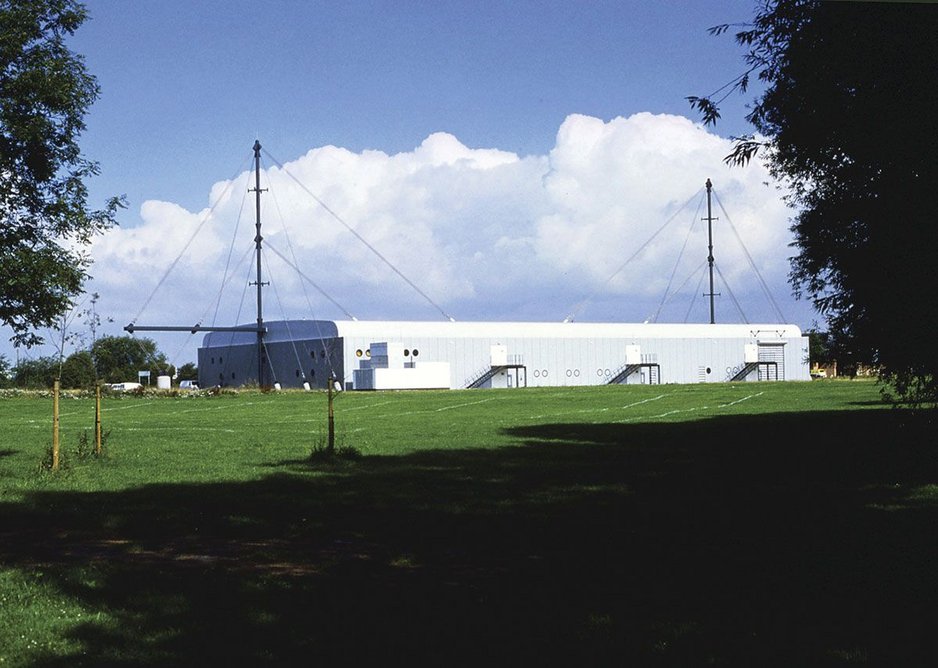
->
95, 383, 102, 455
327, 375, 336, 454
52, 380, 60, 471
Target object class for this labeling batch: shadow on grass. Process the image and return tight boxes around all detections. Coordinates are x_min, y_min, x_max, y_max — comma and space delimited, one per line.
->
1, 409, 937, 666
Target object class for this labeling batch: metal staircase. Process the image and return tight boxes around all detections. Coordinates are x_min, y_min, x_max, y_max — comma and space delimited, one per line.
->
607, 362, 661, 385
464, 362, 526, 389
730, 361, 778, 382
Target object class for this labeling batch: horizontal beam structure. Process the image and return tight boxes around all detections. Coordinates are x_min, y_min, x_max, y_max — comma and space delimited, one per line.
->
124, 324, 267, 334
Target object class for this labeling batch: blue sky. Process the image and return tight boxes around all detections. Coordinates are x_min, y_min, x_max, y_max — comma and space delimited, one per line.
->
5, 0, 822, 368
72, 0, 763, 211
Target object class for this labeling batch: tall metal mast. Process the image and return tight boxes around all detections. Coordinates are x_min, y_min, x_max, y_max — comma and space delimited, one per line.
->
122, 141, 270, 388
704, 178, 719, 324
250, 139, 268, 385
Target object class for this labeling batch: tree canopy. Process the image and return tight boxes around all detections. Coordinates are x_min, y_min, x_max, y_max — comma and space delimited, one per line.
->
90, 336, 173, 384
0, 0, 122, 347
0, 354, 11, 388
11, 355, 58, 388
5, 337, 176, 388
690, 0, 938, 399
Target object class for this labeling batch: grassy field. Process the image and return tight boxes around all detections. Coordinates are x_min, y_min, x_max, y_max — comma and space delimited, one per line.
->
0, 380, 936, 665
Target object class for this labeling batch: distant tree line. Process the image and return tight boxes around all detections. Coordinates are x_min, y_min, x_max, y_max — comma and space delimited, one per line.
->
0, 336, 197, 389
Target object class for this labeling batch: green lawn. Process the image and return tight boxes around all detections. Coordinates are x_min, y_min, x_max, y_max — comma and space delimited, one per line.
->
1, 380, 936, 665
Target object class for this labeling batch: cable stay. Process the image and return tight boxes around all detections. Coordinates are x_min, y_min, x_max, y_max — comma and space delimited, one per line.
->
263, 241, 356, 321
218, 259, 257, 385
258, 162, 357, 323
260, 166, 348, 382
712, 191, 787, 322
263, 256, 307, 382
649, 193, 706, 322
129, 154, 252, 328
211, 182, 251, 327
647, 259, 707, 323
261, 146, 456, 323
163, 183, 255, 371
264, 255, 341, 385
684, 265, 709, 323
260, 338, 278, 386
564, 179, 788, 325
208, 244, 255, 329
714, 263, 749, 324
165, 243, 256, 370
563, 187, 704, 323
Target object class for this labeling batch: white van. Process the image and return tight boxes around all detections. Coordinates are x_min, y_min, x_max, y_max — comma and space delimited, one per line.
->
108, 382, 143, 391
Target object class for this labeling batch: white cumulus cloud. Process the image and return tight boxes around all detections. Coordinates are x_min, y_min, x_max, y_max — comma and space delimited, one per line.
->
83, 112, 806, 363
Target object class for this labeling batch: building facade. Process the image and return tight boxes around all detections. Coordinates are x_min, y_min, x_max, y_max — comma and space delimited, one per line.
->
198, 319, 810, 390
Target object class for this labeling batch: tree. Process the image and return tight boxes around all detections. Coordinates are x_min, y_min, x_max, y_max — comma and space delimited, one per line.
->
689, 1, 938, 401
0, 354, 11, 388
176, 362, 198, 381
12, 356, 58, 388
91, 336, 172, 384
0, 0, 123, 347
805, 331, 829, 367
60, 349, 95, 388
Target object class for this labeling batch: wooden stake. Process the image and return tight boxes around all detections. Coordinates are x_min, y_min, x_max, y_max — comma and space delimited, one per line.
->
95, 383, 102, 455
327, 376, 336, 454
52, 379, 60, 471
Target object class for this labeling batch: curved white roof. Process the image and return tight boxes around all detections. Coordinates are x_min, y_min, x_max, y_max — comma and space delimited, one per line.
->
330, 320, 802, 340
202, 319, 802, 347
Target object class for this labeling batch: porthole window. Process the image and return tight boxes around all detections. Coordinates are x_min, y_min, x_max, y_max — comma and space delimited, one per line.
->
566, 369, 572, 377
574, 369, 580, 377
706, 367, 712, 374
542, 369, 549, 377
356, 349, 363, 358
534, 370, 540, 378
365, 349, 371, 358
413, 349, 419, 357
404, 349, 410, 357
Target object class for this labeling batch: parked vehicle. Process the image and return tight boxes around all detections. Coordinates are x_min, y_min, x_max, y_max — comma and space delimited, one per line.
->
108, 382, 143, 391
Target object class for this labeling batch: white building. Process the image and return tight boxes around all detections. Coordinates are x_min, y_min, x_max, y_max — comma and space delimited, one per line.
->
198, 319, 810, 390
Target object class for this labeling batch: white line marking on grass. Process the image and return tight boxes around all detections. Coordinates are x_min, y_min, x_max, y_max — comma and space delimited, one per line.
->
614, 406, 707, 423
611, 390, 765, 423
433, 397, 496, 412
342, 400, 396, 412
529, 392, 673, 421
620, 393, 672, 410
57, 401, 154, 418
120, 427, 239, 433
369, 396, 497, 420
717, 391, 764, 408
